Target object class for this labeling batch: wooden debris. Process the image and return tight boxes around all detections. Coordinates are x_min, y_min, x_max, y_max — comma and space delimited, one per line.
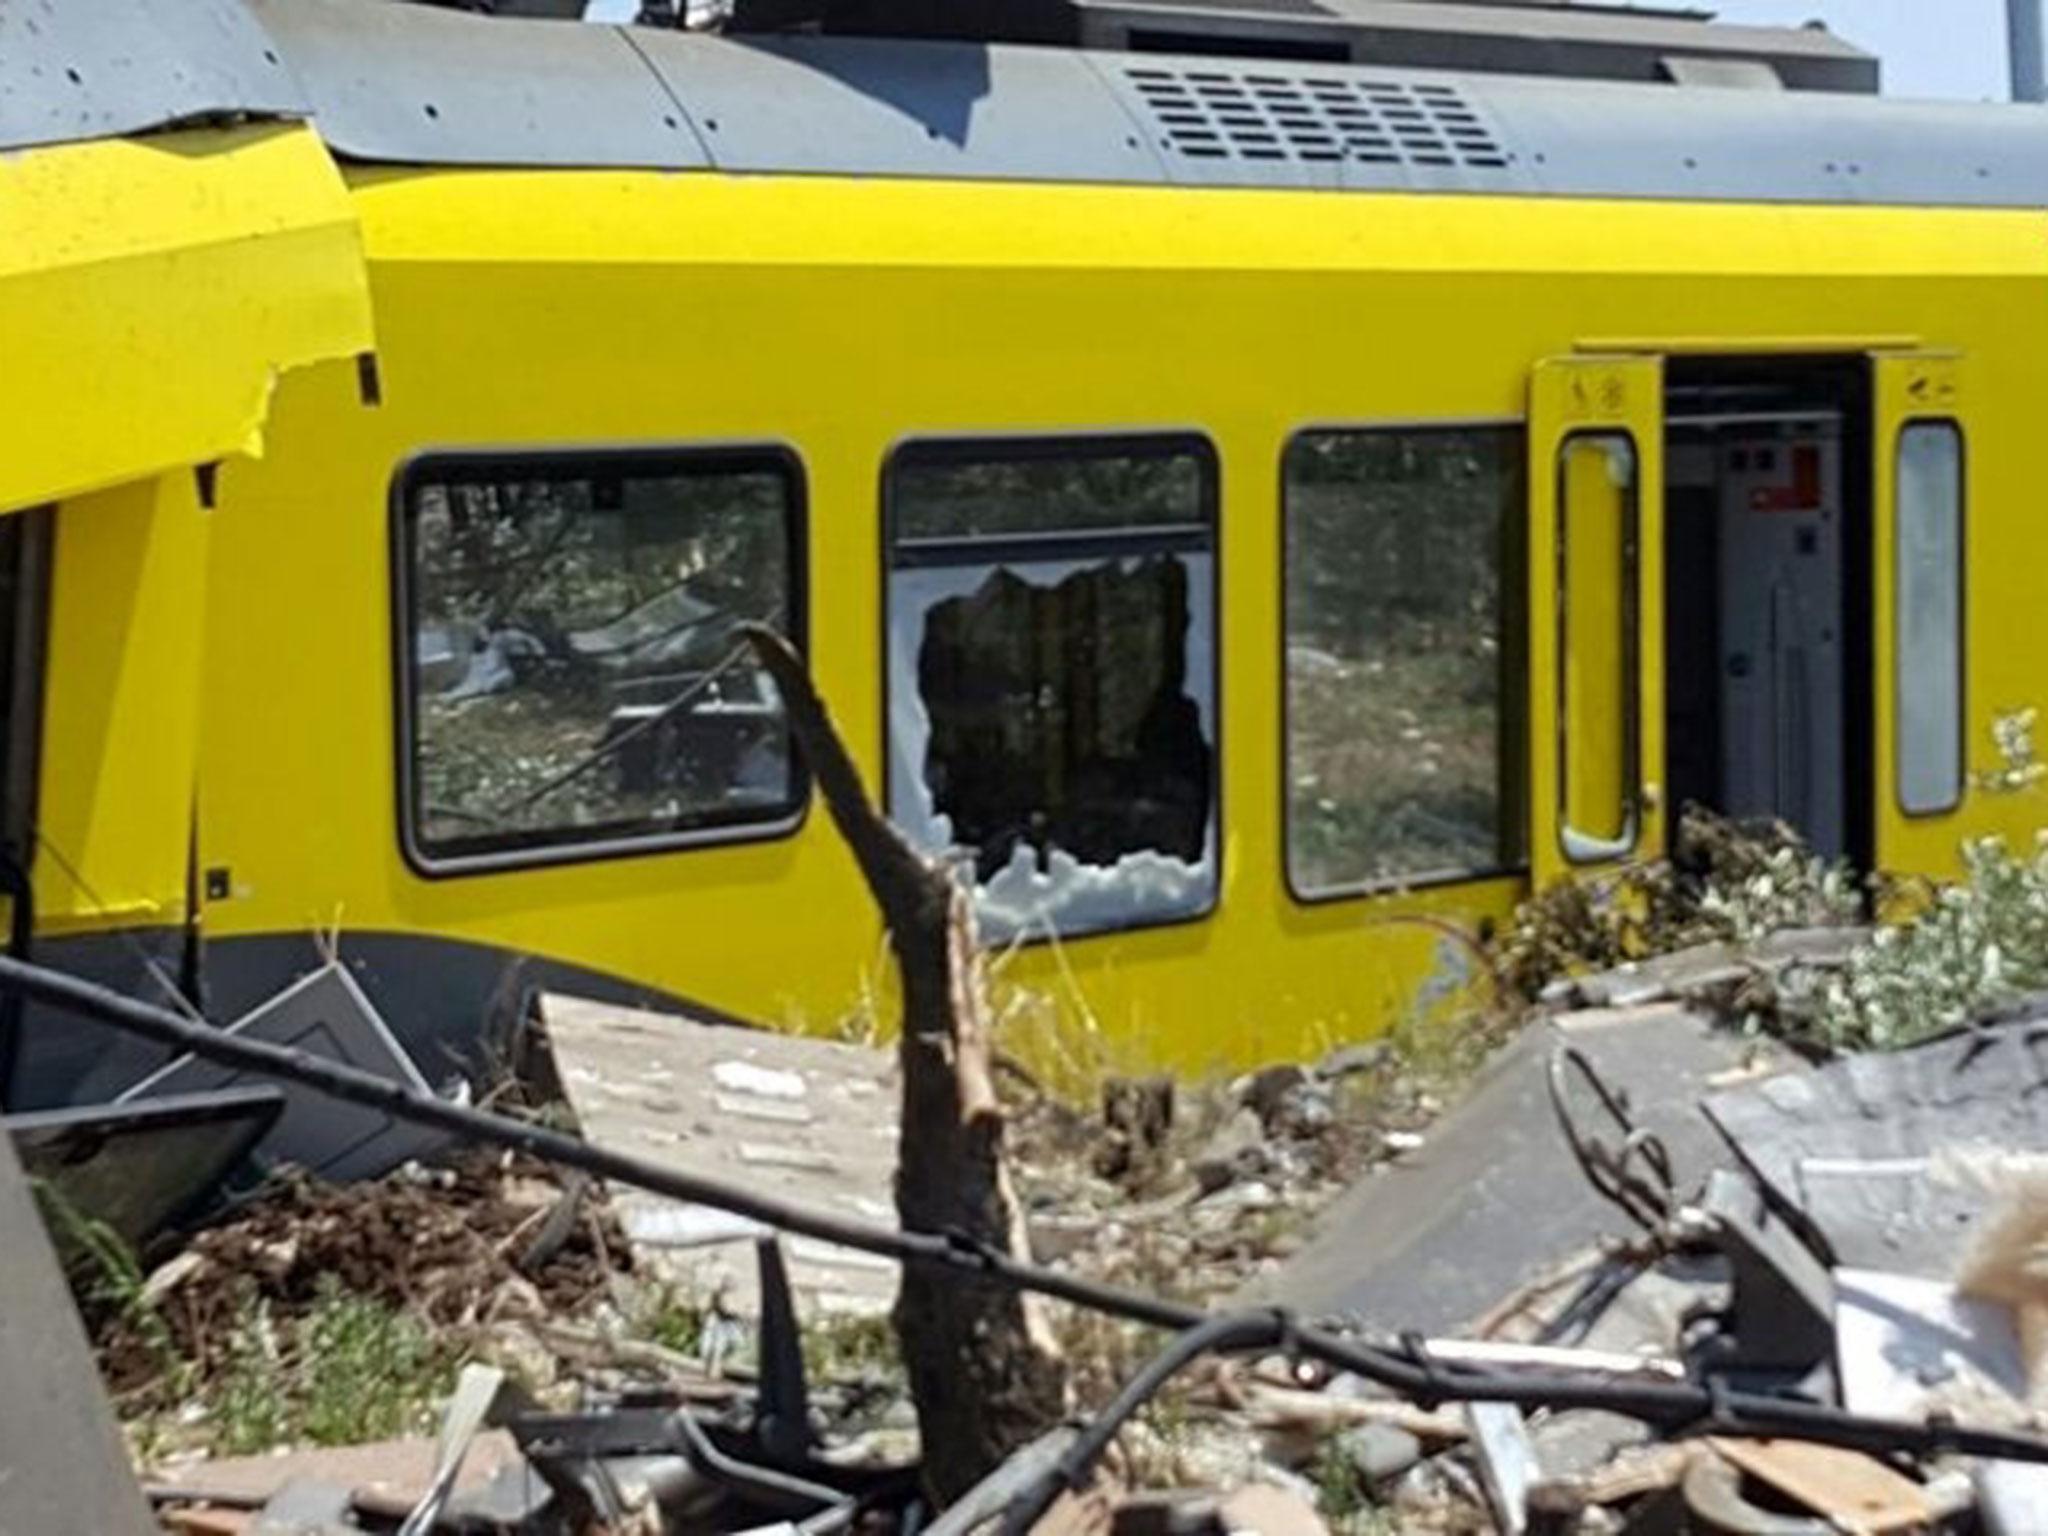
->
747, 626, 1067, 1504
1706, 1438, 1932, 1535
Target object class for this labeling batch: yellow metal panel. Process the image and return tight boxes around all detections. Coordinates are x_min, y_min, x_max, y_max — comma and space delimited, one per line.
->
1873, 352, 1971, 878
0, 122, 374, 515
203, 170, 2048, 1072
1528, 357, 1665, 888
38, 475, 210, 936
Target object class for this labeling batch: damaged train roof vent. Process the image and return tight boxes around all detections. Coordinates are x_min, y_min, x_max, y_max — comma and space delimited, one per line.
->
1123, 64, 1508, 169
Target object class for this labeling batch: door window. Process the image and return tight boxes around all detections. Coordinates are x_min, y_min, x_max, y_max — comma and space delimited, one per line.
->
1556, 433, 1639, 860
1895, 420, 1964, 815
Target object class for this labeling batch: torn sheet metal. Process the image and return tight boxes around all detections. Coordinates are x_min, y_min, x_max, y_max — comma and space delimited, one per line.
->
1834, 1268, 2029, 1423
8, 1084, 283, 1250
0, 120, 373, 514
0, 1127, 157, 1536
1703, 1018, 2048, 1277
116, 964, 449, 1183
1260, 1003, 1797, 1332
540, 993, 900, 1315
886, 553, 1217, 940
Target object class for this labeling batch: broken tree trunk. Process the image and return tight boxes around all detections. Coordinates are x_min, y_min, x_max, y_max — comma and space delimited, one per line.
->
744, 625, 1069, 1505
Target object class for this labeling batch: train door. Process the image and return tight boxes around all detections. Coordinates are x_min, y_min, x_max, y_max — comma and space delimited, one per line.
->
1873, 353, 1966, 872
1662, 359, 1875, 867
1526, 356, 1666, 888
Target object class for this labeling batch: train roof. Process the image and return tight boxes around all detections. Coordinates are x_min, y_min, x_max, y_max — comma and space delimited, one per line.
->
5, 0, 2047, 211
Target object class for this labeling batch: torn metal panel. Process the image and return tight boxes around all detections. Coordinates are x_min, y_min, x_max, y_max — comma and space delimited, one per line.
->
1259, 1004, 1797, 1333
0, 1126, 157, 1536
540, 992, 900, 1315
0, 120, 374, 514
8, 1084, 282, 1251
116, 963, 449, 1183
1703, 1018, 2048, 1277
1834, 1268, 2029, 1423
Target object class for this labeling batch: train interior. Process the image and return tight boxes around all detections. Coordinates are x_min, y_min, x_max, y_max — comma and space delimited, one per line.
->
1663, 357, 1875, 869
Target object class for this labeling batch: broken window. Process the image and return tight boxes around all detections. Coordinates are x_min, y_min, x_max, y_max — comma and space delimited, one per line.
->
887, 438, 1218, 940
1284, 427, 1524, 895
399, 448, 804, 867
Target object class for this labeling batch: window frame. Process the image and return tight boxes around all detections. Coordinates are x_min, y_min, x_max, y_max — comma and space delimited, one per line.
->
1279, 418, 1530, 906
1892, 416, 1967, 820
879, 429, 1224, 943
1554, 427, 1642, 866
390, 442, 810, 879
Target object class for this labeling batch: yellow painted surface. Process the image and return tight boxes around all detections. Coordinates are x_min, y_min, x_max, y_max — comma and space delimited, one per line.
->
0, 122, 374, 514
38, 479, 211, 934
200, 170, 2048, 1072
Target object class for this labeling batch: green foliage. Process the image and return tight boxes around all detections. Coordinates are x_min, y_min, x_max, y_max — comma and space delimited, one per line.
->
1493, 807, 1860, 1001
1793, 835, 2048, 1052
801, 1310, 902, 1386
208, 1278, 454, 1455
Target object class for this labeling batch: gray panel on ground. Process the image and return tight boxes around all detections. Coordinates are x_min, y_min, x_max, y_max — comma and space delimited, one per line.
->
632, 31, 1164, 183
0, 1129, 157, 1536
248, 0, 710, 167
0, 0, 305, 151
1703, 1019, 2048, 1278
115, 963, 448, 1182
1256, 1005, 1793, 1334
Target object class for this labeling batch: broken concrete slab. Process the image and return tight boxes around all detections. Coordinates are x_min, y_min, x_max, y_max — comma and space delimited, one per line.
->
540, 993, 899, 1316
1256, 1005, 1795, 1333
0, 1127, 158, 1536
1704, 1017, 2048, 1276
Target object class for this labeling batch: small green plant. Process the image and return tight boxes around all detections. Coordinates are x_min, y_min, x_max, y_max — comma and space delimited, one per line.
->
204, 1277, 454, 1455
1794, 834, 2048, 1052
1978, 706, 2047, 796
801, 1309, 901, 1385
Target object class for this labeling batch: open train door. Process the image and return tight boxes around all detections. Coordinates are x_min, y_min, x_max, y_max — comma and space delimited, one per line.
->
1527, 355, 1666, 889
1872, 351, 1967, 874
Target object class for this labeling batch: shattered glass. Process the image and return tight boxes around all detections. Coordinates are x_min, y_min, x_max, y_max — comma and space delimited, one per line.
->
889, 444, 1217, 940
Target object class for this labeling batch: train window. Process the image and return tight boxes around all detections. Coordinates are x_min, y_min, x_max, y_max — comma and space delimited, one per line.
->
1283, 426, 1524, 896
886, 436, 1218, 941
397, 448, 805, 869
1557, 433, 1639, 861
1895, 420, 1964, 816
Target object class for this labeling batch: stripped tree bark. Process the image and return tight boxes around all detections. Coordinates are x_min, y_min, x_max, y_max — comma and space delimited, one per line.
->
744, 625, 1069, 1505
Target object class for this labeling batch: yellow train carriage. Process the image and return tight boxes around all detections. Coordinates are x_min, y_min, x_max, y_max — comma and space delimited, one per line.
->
172, 0, 2048, 1085
0, 8, 372, 1105
32, 0, 2048, 1096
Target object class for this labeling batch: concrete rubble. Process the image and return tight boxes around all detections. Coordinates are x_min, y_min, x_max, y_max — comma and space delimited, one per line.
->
15, 912, 2048, 1535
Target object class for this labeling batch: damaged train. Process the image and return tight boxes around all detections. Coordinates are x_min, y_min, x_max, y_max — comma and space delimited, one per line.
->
2, 0, 2044, 1104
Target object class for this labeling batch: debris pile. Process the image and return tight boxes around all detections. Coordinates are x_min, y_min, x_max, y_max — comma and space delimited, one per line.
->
20, 813, 2048, 1533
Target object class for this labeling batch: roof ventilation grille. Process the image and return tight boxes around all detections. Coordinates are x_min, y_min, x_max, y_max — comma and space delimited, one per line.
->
1123, 65, 1509, 170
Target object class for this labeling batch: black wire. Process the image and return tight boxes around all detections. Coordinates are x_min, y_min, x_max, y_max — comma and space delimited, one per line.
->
10, 954, 2048, 1468
1000, 1312, 1287, 1536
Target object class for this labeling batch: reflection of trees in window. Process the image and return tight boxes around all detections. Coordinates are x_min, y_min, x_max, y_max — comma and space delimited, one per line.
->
404, 452, 801, 864
1284, 428, 1524, 894
888, 439, 1217, 938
